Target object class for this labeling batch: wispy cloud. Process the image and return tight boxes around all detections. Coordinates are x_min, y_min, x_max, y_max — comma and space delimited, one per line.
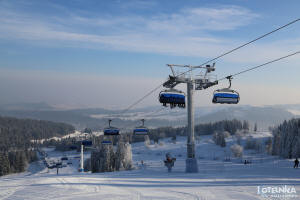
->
1, 0, 299, 64
146, 6, 259, 33
116, 0, 158, 10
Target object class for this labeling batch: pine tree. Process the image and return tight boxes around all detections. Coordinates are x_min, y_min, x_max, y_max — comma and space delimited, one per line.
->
220, 136, 226, 147
171, 135, 176, 144
242, 120, 249, 130
0, 152, 10, 176
15, 151, 26, 173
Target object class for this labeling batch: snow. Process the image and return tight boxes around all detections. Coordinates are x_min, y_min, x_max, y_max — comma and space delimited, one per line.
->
90, 110, 187, 121
32, 131, 103, 143
1, 132, 300, 200
287, 109, 300, 115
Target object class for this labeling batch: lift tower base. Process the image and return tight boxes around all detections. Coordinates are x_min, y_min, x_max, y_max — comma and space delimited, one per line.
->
186, 158, 198, 173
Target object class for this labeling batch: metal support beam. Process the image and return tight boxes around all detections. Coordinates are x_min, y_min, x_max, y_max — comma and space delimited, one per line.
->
80, 144, 84, 172
186, 81, 198, 173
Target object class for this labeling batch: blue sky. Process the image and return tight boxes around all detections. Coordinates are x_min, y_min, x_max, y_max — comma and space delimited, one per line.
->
0, 0, 300, 108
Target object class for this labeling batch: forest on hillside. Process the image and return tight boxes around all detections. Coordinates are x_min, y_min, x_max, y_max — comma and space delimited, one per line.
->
45, 119, 249, 151
0, 116, 75, 176
272, 118, 300, 159
147, 119, 249, 143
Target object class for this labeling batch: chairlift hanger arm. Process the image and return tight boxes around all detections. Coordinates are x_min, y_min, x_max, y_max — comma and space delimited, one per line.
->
163, 78, 179, 88
167, 64, 210, 69
167, 64, 188, 67
163, 75, 186, 88
141, 119, 145, 126
226, 75, 233, 88
166, 64, 176, 76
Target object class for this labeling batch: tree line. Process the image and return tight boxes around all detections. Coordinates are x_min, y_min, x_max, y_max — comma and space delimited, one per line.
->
43, 119, 250, 151
144, 119, 249, 143
272, 118, 300, 159
0, 116, 75, 176
0, 116, 75, 151
0, 150, 37, 176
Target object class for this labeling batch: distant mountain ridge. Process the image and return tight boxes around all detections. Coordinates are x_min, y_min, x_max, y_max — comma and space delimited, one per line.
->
0, 102, 54, 111
0, 102, 298, 130
197, 106, 294, 129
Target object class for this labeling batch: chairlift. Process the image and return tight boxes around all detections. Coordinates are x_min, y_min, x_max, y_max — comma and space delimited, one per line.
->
133, 119, 149, 135
61, 156, 68, 161
69, 145, 77, 150
101, 140, 112, 145
104, 119, 120, 136
159, 88, 185, 109
81, 140, 92, 146
212, 76, 240, 104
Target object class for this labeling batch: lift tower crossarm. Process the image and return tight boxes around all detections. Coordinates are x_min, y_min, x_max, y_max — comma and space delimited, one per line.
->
167, 64, 213, 69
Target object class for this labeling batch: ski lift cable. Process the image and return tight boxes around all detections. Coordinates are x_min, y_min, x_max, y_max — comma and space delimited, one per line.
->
119, 18, 300, 114
217, 51, 300, 82
211, 51, 300, 104
178, 18, 300, 75
97, 103, 166, 134
120, 84, 163, 114
99, 106, 164, 130
118, 106, 167, 131
118, 107, 165, 131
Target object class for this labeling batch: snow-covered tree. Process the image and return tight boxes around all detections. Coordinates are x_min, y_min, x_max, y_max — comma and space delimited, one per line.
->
223, 131, 231, 138
144, 135, 151, 147
235, 131, 244, 145
115, 139, 133, 171
213, 131, 226, 147
272, 119, 300, 158
91, 144, 115, 173
265, 137, 272, 154
230, 144, 243, 158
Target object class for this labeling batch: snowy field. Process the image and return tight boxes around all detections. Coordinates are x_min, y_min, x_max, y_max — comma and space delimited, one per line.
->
1, 132, 300, 200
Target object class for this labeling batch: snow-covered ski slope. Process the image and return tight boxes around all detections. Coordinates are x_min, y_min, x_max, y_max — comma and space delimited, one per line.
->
1, 132, 300, 200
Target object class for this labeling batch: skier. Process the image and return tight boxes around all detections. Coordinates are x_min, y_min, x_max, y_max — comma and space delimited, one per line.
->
164, 153, 176, 172
294, 158, 299, 168
167, 156, 172, 162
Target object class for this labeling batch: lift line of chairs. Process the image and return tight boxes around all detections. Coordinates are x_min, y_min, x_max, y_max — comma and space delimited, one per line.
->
101, 119, 149, 145
99, 78, 239, 145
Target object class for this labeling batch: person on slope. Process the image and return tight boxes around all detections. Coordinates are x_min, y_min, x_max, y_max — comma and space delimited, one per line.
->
294, 158, 299, 168
164, 153, 176, 172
